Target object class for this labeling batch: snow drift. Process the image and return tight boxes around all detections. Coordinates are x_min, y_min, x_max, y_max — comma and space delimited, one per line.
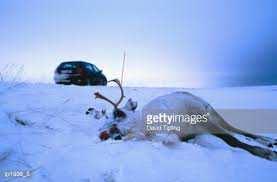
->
0, 83, 277, 182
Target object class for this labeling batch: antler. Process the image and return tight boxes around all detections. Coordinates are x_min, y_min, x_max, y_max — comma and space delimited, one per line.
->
109, 79, 124, 107
94, 79, 125, 109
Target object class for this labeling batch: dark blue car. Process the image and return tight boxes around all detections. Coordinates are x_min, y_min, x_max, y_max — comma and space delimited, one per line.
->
54, 61, 107, 86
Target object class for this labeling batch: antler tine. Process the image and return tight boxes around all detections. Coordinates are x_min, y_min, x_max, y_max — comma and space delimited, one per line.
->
108, 79, 125, 107
94, 92, 117, 108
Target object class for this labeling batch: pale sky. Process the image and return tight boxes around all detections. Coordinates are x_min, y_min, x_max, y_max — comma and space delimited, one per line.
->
0, 0, 276, 87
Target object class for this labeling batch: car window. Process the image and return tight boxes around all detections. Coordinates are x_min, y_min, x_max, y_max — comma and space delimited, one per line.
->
85, 64, 94, 72
61, 63, 77, 69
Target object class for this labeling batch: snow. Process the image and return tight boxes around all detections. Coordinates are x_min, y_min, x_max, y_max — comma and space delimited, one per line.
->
0, 83, 277, 182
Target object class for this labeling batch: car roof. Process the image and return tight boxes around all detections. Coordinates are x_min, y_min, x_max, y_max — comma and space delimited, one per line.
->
60, 61, 93, 65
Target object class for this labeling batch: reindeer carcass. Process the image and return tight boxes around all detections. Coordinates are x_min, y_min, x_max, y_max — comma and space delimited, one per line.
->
90, 79, 277, 161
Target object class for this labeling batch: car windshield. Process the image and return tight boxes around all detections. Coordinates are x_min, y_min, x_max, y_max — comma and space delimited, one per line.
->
86, 64, 100, 72
92, 65, 100, 72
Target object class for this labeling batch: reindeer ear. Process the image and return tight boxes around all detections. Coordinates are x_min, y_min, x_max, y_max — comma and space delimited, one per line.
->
124, 98, 138, 111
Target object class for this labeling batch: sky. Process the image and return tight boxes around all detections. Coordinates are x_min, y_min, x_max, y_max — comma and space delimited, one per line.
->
0, 0, 276, 88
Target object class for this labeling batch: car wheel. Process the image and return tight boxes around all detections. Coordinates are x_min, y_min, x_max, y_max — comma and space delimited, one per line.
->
101, 78, 107, 85
95, 79, 105, 86
86, 79, 91, 86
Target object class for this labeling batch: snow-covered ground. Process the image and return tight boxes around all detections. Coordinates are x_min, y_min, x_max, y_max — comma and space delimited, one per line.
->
0, 83, 277, 182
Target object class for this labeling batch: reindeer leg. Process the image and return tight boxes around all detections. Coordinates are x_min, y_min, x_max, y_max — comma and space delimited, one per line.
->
215, 114, 277, 148
228, 128, 277, 148
214, 133, 277, 161
238, 131, 277, 148
254, 136, 277, 148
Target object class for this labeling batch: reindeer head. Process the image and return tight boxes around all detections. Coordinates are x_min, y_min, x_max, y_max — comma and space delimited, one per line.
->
94, 79, 137, 120
93, 79, 139, 140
